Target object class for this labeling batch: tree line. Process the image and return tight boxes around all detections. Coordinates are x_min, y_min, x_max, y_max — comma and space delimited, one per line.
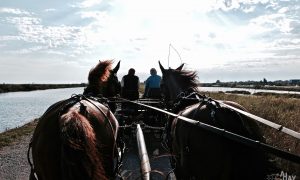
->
0, 83, 86, 93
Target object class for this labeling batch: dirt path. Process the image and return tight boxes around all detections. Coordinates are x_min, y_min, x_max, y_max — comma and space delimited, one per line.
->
0, 134, 32, 180
0, 132, 174, 180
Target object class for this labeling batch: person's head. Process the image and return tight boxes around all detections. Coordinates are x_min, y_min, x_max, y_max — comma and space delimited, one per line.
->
150, 68, 157, 75
128, 68, 135, 75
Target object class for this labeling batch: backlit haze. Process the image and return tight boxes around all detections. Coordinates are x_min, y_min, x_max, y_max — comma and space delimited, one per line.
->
0, 0, 299, 83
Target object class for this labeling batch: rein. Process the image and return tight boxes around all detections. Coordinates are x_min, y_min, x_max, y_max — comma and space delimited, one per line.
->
121, 96, 300, 164
173, 90, 300, 139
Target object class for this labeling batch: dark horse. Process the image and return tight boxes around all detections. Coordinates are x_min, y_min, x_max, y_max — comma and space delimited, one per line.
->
29, 60, 121, 180
159, 62, 274, 180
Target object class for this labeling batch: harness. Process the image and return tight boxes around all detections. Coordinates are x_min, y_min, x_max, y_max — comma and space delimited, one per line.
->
27, 94, 124, 179
165, 89, 225, 174
167, 90, 221, 135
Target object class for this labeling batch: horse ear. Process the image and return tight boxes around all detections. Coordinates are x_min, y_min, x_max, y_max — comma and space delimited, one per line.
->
113, 61, 120, 73
158, 61, 165, 74
176, 63, 184, 71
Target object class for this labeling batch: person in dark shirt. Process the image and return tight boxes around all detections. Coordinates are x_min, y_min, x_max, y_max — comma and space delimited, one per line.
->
121, 68, 140, 100
143, 68, 162, 99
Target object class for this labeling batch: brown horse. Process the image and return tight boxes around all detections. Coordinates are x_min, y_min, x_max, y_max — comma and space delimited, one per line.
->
29, 60, 121, 180
159, 62, 275, 180
84, 60, 121, 113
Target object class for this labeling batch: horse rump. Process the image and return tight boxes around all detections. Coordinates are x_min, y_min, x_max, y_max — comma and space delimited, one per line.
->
59, 110, 107, 180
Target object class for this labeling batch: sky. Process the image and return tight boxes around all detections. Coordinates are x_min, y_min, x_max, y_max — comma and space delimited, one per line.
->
0, 0, 299, 83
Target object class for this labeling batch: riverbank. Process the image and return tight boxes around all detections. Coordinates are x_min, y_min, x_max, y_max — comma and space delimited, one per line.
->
200, 83, 300, 92
0, 119, 37, 149
0, 133, 32, 180
221, 90, 300, 99
0, 83, 86, 93
0, 120, 37, 179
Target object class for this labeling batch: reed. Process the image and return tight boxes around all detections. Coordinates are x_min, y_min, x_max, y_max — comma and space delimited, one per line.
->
205, 92, 300, 175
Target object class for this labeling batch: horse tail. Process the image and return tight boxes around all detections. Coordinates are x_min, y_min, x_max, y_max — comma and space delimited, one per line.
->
59, 110, 107, 180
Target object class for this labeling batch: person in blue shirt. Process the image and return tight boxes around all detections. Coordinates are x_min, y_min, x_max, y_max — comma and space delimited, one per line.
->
143, 68, 162, 99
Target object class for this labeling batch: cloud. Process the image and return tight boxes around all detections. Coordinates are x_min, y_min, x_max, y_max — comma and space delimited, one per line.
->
0, 0, 299, 83
3, 16, 41, 25
249, 13, 292, 33
8, 46, 45, 54
0, 35, 22, 41
72, 0, 103, 8
79, 10, 107, 19
44, 8, 56, 12
0, 8, 32, 15
1, 12, 92, 56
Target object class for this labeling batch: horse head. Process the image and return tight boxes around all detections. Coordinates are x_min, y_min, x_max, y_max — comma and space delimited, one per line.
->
158, 61, 198, 103
106, 61, 121, 97
84, 60, 121, 97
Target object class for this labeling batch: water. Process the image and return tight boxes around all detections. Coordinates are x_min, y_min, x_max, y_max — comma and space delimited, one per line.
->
0, 87, 84, 133
198, 86, 300, 95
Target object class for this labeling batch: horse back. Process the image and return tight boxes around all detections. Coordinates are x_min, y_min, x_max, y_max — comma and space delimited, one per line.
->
171, 101, 270, 179
31, 98, 118, 180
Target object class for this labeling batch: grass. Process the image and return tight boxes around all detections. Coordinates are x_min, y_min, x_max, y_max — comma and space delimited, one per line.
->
0, 119, 38, 149
203, 92, 300, 175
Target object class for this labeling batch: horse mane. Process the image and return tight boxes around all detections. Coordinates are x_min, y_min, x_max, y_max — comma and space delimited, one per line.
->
88, 60, 113, 86
59, 110, 107, 179
172, 68, 199, 90
84, 60, 113, 96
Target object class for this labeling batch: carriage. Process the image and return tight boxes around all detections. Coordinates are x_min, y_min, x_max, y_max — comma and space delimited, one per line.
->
113, 98, 172, 179
28, 60, 300, 180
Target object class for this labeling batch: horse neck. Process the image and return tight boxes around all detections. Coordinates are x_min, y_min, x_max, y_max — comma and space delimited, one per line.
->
84, 83, 106, 96
167, 76, 184, 101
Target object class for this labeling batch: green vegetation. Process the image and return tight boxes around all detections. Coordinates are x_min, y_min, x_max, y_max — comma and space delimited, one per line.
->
0, 83, 86, 93
253, 92, 300, 99
201, 79, 300, 92
0, 119, 38, 149
139, 83, 145, 94
225, 90, 251, 95
221, 90, 300, 99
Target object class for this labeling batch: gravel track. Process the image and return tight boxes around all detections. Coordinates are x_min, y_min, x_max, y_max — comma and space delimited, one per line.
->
0, 134, 32, 180
0, 132, 173, 180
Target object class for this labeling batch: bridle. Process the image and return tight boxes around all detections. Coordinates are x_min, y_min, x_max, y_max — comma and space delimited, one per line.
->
105, 71, 121, 97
